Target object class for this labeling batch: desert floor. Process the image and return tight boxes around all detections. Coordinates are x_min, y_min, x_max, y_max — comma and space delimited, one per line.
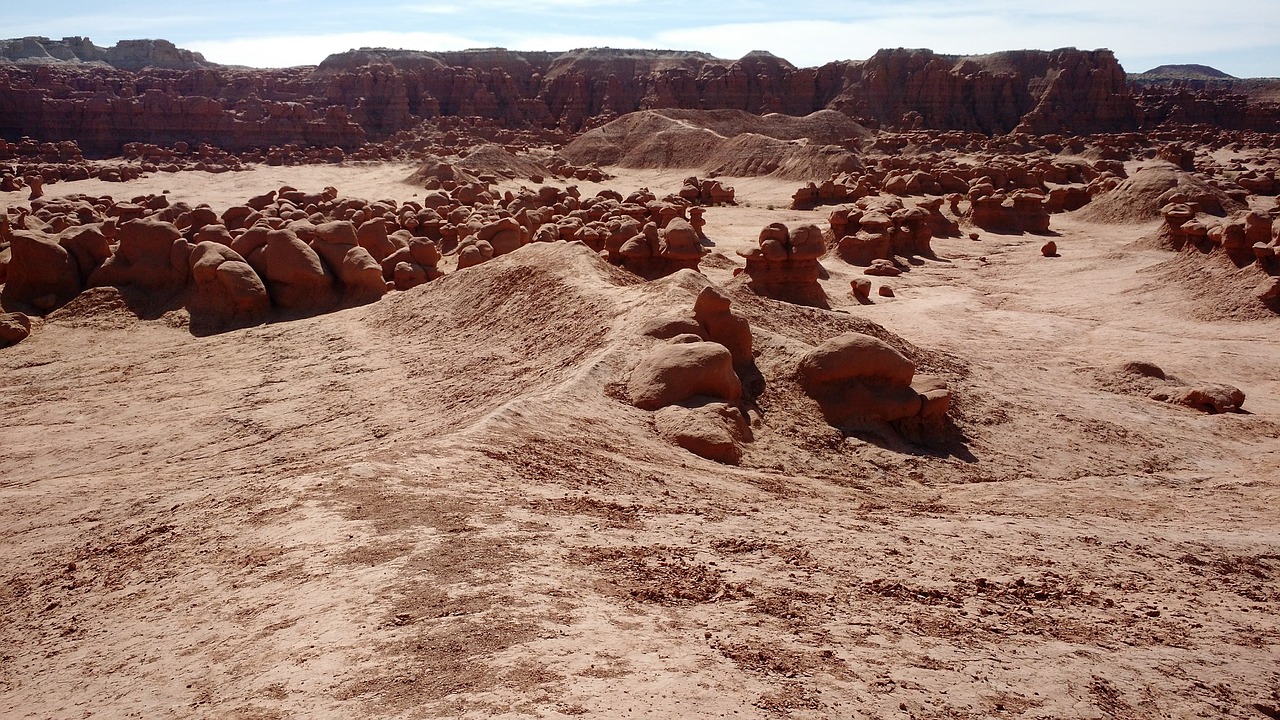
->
2, 163, 1278, 719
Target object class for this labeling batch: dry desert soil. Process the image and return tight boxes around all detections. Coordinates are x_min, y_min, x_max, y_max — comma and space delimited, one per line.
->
2, 163, 1279, 719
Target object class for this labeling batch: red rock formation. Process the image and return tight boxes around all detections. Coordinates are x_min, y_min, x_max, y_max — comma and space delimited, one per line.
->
11, 40, 1254, 157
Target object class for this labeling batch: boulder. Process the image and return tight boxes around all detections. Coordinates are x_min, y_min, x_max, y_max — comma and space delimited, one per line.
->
58, 224, 112, 282
1, 230, 82, 310
88, 218, 189, 295
250, 228, 339, 311
309, 220, 387, 304
653, 402, 752, 464
796, 333, 925, 425
628, 340, 742, 411
187, 241, 271, 332
1149, 384, 1246, 414
0, 311, 32, 347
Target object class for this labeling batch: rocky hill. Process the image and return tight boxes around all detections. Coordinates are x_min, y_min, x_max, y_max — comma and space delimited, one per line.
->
2, 38, 1278, 156
0, 36, 212, 70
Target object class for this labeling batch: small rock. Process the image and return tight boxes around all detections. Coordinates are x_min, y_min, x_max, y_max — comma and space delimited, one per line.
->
1258, 276, 1280, 304
1041, 240, 1058, 257
851, 277, 872, 300
0, 312, 32, 347
864, 258, 901, 277
878, 285, 895, 297
969, 232, 980, 240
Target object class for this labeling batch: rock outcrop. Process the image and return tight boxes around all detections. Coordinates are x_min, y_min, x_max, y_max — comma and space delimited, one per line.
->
737, 222, 827, 308
796, 332, 951, 438
10, 40, 1263, 158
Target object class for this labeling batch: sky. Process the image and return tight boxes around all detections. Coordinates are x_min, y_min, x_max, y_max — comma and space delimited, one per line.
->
7, 0, 1280, 78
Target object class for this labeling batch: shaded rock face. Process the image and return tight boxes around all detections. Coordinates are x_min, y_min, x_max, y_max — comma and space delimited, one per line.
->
830, 197, 939, 265
628, 340, 742, 411
1, 230, 82, 310
738, 223, 828, 308
796, 332, 951, 439
0, 43, 1200, 155
0, 311, 32, 347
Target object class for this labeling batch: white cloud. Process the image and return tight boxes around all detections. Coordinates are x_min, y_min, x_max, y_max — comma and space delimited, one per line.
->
655, 9, 1280, 70
186, 31, 486, 67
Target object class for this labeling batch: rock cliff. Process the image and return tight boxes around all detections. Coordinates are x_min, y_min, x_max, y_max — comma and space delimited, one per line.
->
3, 38, 1278, 156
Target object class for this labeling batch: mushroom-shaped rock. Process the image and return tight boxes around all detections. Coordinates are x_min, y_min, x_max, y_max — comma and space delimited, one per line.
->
89, 218, 189, 295
2, 230, 83, 310
788, 224, 827, 260
1155, 203, 1197, 250
628, 341, 742, 411
660, 218, 703, 261
739, 222, 827, 308
187, 241, 271, 333
653, 402, 752, 465
797, 333, 924, 425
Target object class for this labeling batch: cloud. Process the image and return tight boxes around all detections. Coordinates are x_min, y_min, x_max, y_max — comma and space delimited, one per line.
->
654, 9, 1280, 71
186, 31, 486, 67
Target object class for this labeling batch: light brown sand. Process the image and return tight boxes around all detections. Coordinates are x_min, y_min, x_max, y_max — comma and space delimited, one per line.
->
2, 164, 1278, 719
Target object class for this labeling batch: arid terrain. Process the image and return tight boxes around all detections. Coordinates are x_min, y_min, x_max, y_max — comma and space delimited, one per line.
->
2, 38, 1279, 720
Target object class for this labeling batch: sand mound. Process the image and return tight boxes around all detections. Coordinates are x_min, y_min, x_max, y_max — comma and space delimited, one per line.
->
456, 143, 551, 180
405, 144, 550, 185
1141, 248, 1278, 322
560, 109, 870, 180
1077, 164, 1242, 224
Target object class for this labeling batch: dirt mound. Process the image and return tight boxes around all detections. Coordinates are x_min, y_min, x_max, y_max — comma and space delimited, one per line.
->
455, 143, 550, 180
1076, 164, 1242, 224
404, 156, 479, 185
1141, 248, 1278, 322
560, 109, 869, 180
43, 286, 152, 329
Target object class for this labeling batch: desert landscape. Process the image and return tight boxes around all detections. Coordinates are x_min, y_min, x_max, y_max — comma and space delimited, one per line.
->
2, 37, 1279, 719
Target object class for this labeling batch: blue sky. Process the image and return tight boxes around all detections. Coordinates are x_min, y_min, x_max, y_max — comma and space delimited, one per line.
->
9, 0, 1280, 77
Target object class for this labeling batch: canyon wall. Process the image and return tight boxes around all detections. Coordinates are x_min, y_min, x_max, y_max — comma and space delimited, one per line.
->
1, 37, 1276, 157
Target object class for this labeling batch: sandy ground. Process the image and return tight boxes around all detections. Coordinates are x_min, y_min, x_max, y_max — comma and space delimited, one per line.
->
2, 164, 1279, 719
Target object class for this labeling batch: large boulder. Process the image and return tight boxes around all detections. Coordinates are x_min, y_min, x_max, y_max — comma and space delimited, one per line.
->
308, 220, 387, 304
58, 225, 112, 283
653, 402, 752, 465
187, 241, 271, 333
1, 230, 82, 310
797, 333, 928, 425
88, 218, 189, 295
628, 340, 742, 411
250, 228, 339, 312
